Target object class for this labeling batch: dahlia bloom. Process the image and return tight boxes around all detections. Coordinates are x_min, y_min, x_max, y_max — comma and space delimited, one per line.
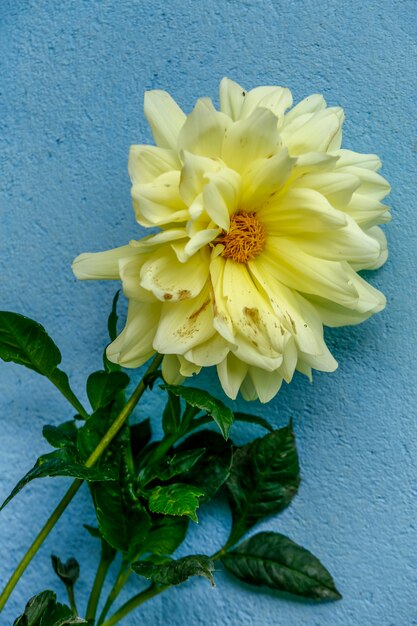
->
73, 78, 390, 402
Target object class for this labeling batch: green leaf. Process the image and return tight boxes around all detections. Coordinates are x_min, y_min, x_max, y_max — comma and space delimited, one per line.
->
162, 391, 181, 436
234, 412, 274, 432
141, 515, 189, 556
147, 483, 205, 523
43, 422, 78, 449
221, 532, 342, 601
108, 291, 120, 342
0, 312, 87, 418
155, 448, 206, 481
84, 525, 117, 563
86, 370, 129, 411
130, 419, 152, 465
51, 555, 80, 587
225, 421, 300, 544
162, 384, 234, 439
1, 447, 116, 510
13, 591, 87, 626
91, 455, 151, 559
132, 554, 215, 586
176, 431, 233, 502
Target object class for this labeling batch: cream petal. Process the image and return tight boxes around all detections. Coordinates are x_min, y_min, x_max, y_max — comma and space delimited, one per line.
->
279, 337, 298, 383
345, 193, 391, 228
178, 356, 202, 377
119, 255, 156, 302
106, 300, 160, 367
144, 90, 186, 150
128, 145, 180, 184
162, 354, 185, 385
153, 285, 215, 354
239, 86, 293, 121
298, 344, 338, 373
249, 255, 328, 356
140, 246, 209, 302
203, 168, 241, 230
296, 360, 313, 381
305, 294, 374, 327
291, 217, 381, 265
221, 108, 282, 174
292, 152, 339, 176
282, 108, 344, 155
358, 226, 388, 270
263, 239, 359, 307
72, 245, 139, 280
217, 352, 248, 400
259, 188, 347, 234
185, 332, 230, 367
183, 227, 221, 258
210, 256, 236, 344
222, 260, 288, 355
283, 94, 327, 127
240, 148, 294, 209
132, 171, 188, 227
233, 333, 283, 371
130, 229, 187, 251
248, 366, 283, 403
335, 165, 390, 201
240, 375, 258, 401
219, 77, 246, 121
293, 171, 361, 208
178, 98, 231, 158
332, 149, 382, 171
179, 151, 222, 205
349, 272, 386, 314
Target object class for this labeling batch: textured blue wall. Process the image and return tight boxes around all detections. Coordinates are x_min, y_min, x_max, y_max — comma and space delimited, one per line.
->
1, 1, 416, 624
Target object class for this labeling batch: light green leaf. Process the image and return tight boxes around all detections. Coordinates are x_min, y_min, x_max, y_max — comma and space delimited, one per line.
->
141, 515, 189, 556
86, 370, 129, 411
147, 483, 205, 523
222, 531, 341, 601
42, 422, 78, 449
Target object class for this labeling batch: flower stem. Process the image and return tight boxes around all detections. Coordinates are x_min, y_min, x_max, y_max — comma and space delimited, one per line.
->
66, 585, 78, 616
0, 353, 163, 614
96, 564, 131, 625
85, 554, 114, 623
100, 584, 168, 626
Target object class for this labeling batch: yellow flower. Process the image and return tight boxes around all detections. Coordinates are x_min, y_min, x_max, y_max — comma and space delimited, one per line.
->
73, 78, 390, 402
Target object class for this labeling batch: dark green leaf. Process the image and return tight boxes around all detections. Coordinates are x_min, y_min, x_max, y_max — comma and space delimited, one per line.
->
132, 554, 215, 586
177, 431, 233, 502
91, 455, 151, 559
51, 555, 80, 587
1, 447, 116, 510
222, 532, 341, 601
0, 312, 86, 417
13, 591, 54, 626
76, 407, 115, 460
84, 525, 117, 563
86, 371, 129, 411
141, 515, 189, 556
162, 391, 181, 436
234, 412, 274, 432
155, 448, 206, 481
108, 291, 120, 342
43, 423, 78, 449
225, 422, 300, 544
13, 591, 87, 626
162, 384, 234, 439
130, 419, 152, 464
147, 483, 205, 523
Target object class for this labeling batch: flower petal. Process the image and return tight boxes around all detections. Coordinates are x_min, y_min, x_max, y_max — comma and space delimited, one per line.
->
162, 354, 185, 385
106, 300, 160, 367
140, 245, 209, 302
132, 171, 188, 227
240, 148, 294, 209
185, 332, 230, 367
282, 108, 344, 155
203, 168, 241, 230
178, 98, 231, 158
248, 366, 283, 403
259, 188, 347, 234
129, 145, 180, 184
219, 77, 246, 121
293, 171, 361, 208
217, 352, 248, 400
153, 285, 215, 354
345, 193, 391, 228
358, 226, 388, 270
222, 108, 282, 174
72, 245, 139, 280
179, 151, 222, 205
332, 149, 382, 171
144, 90, 186, 150
239, 86, 293, 121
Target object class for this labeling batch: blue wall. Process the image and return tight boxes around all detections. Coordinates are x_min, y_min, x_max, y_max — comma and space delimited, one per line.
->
1, 1, 416, 624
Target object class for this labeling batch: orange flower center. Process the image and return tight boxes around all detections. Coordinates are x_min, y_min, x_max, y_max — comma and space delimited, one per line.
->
217, 212, 267, 263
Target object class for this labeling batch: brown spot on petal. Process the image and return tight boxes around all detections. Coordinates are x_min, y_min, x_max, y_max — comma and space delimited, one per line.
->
163, 293, 173, 300
243, 307, 260, 325
178, 289, 192, 300
188, 299, 210, 321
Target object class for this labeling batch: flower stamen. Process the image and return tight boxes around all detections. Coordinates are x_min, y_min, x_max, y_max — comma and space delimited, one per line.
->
217, 212, 267, 263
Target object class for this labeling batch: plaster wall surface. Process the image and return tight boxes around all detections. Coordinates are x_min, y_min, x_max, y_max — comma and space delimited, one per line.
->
1, 1, 416, 624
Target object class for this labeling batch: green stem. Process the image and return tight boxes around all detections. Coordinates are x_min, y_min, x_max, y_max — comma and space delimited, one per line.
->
97, 565, 131, 625
0, 353, 163, 614
100, 584, 168, 626
86, 555, 113, 623
0, 478, 83, 613
66, 585, 78, 616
